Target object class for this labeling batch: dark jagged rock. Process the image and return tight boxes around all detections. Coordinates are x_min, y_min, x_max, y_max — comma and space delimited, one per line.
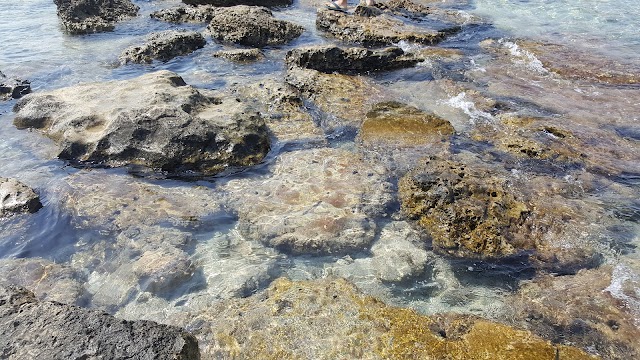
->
53, 0, 139, 34
120, 30, 206, 64
12, 71, 270, 176
285, 45, 420, 74
316, 7, 460, 46
150, 5, 217, 24
183, 0, 293, 7
0, 71, 30, 101
0, 285, 200, 359
0, 177, 42, 217
213, 48, 264, 62
207, 6, 304, 47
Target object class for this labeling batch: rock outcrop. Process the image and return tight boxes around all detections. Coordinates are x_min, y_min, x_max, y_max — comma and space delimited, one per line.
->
53, 0, 139, 34
120, 30, 206, 64
183, 0, 293, 7
13, 71, 270, 176
151, 5, 217, 23
0, 177, 42, 217
285, 45, 420, 74
213, 48, 264, 62
316, 7, 460, 46
189, 277, 595, 359
207, 6, 304, 47
0, 71, 30, 101
0, 285, 200, 359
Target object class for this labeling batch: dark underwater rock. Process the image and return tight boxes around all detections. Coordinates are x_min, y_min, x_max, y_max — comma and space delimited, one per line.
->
13, 70, 270, 176
0, 285, 200, 359
53, 0, 139, 34
120, 30, 206, 64
207, 6, 304, 47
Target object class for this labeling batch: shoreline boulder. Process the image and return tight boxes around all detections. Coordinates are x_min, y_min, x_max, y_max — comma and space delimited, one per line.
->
120, 30, 206, 64
53, 0, 139, 34
183, 0, 293, 6
0, 177, 42, 217
0, 71, 30, 101
13, 71, 270, 176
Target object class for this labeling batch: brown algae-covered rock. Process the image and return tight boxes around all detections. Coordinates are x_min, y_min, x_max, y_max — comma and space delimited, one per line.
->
0, 177, 42, 216
13, 71, 270, 175
120, 30, 206, 64
190, 277, 595, 359
53, 0, 139, 34
207, 6, 304, 47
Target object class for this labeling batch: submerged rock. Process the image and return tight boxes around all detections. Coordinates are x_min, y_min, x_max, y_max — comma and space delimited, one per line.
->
207, 6, 304, 47
0, 177, 42, 217
190, 277, 595, 359
222, 147, 392, 255
120, 30, 206, 64
13, 71, 270, 175
0, 71, 30, 101
316, 7, 460, 46
285, 45, 420, 74
0, 285, 200, 359
184, 0, 293, 6
213, 48, 264, 62
151, 5, 217, 23
53, 0, 139, 34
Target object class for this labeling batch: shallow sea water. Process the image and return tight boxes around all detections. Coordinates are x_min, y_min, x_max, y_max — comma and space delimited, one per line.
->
1, 0, 639, 357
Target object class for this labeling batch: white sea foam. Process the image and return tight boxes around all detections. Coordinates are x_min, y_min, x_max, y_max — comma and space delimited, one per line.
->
498, 39, 549, 74
604, 264, 640, 326
444, 92, 493, 124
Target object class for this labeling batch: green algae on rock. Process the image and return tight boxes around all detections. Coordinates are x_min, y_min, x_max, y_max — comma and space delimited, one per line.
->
189, 277, 596, 359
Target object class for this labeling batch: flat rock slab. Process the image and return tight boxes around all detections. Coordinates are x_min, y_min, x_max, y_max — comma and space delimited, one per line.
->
207, 6, 304, 47
222, 147, 392, 255
13, 70, 270, 176
316, 7, 460, 46
0, 177, 42, 217
54, 0, 139, 34
286, 45, 420, 74
120, 30, 206, 64
0, 285, 200, 359
0, 71, 30, 101
184, 0, 293, 6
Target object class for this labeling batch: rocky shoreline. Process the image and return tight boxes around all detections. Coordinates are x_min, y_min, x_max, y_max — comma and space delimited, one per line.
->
1, 0, 639, 359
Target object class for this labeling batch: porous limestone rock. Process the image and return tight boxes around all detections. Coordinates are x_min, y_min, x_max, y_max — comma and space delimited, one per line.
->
53, 0, 139, 34
207, 6, 304, 47
120, 30, 206, 64
0, 71, 30, 101
184, 0, 293, 6
213, 48, 264, 62
151, 5, 217, 23
0, 177, 42, 216
13, 71, 270, 175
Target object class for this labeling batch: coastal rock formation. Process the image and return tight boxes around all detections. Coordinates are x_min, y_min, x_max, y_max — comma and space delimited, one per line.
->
13, 71, 270, 175
190, 277, 595, 359
285, 45, 420, 74
53, 0, 139, 34
222, 147, 392, 255
0, 285, 200, 359
0, 177, 42, 217
0, 71, 30, 101
316, 7, 460, 46
213, 48, 264, 62
207, 6, 304, 47
183, 0, 293, 7
120, 30, 206, 64
151, 5, 217, 23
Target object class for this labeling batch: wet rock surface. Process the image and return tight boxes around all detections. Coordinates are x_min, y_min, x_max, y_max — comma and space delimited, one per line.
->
207, 6, 304, 47
183, 0, 293, 7
151, 5, 217, 23
0, 285, 200, 360
222, 147, 392, 255
120, 30, 206, 64
53, 0, 139, 34
286, 45, 420, 74
316, 7, 460, 46
0, 177, 42, 217
0, 71, 30, 101
190, 277, 594, 359
13, 71, 270, 175
213, 48, 264, 62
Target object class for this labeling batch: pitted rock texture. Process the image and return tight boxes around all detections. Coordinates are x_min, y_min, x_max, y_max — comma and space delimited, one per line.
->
286, 45, 420, 74
316, 7, 460, 46
222, 147, 392, 255
190, 277, 595, 359
0, 177, 42, 217
207, 6, 304, 47
0, 285, 200, 359
53, 0, 139, 34
120, 30, 206, 64
13, 71, 270, 175
214, 48, 264, 62
151, 5, 217, 23
183, 0, 293, 6
0, 71, 30, 101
